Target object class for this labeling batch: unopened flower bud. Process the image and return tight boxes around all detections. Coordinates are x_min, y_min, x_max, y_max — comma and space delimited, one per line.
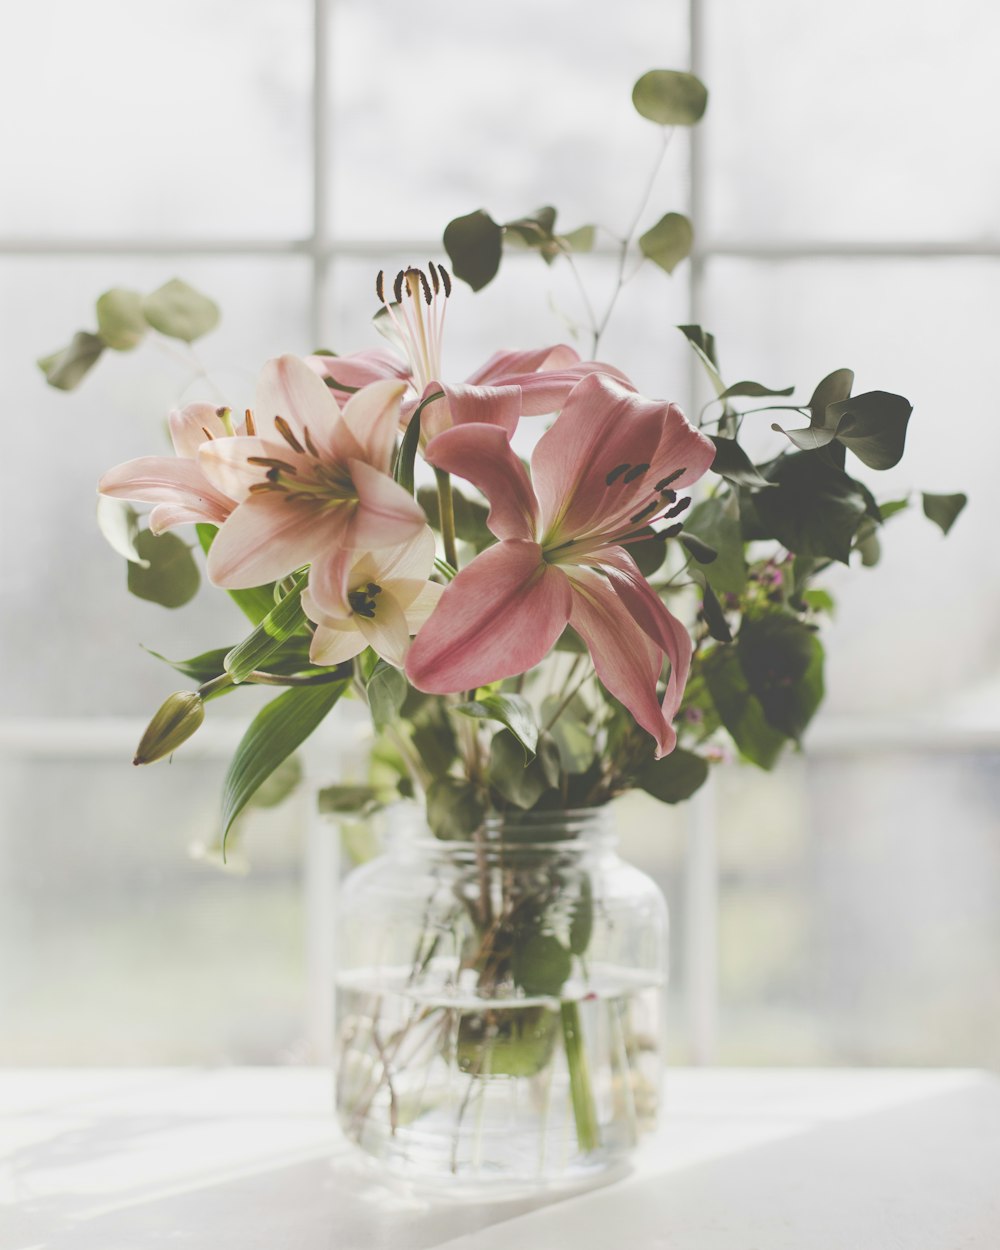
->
133, 691, 205, 765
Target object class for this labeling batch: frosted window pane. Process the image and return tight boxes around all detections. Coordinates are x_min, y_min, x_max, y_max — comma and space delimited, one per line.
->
0, 256, 312, 717
0, 1, 311, 238
700, 257, 1000, 718
702, 0, 1000, 242
328, 0, 690, 241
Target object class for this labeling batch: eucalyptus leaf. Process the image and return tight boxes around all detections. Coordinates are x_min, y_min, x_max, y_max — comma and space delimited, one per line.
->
221, 681, 348, 844
878, 497, 910, 522
96, 497, 149, 566
686, 494, 747, 594
443, 209, 503, 291
489, 730, 559, 809
826, 390, 913, 470
638, 212, 693, 274
678, 532, 718, 564
630, 528, 668, 576
632, 69, 708, 126
455, 694, 538, 759
96, 287, 146, 350
738, 614, 825, 741
808, 368, 855, 425
753, 453, 869, 565
717, 380, 795, 401
127, 529, 200, 608
698, 577, 733, 643
677, 324, 725, 397
704, 645, 786, 770
638, 747, 709, 804
560, 224, 596, 252
141, 278, 220, 343
38, 331, 104, 391
426, 776, 485, 840
367, 662, 408, 731
709, 436, 777, 490
540, 696, 595, 774
504, 206, 558, 253
922, 491, 967, 535
317, 783, 382, 816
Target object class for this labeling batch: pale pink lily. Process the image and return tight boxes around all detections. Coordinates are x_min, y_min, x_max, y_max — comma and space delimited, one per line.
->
195, 356, 425, 592
405, 374, 716, 758
308, 264, 632, 442
98, 402, 246, 533
302, 528, 443, 669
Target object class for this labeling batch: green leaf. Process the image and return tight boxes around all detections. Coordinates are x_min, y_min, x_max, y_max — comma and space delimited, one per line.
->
443, 209, 503, 292
698, 576, 733, 643
366, 662, 408, 731
568, 877, 593, 955
196, 524, 275, 623
717, 380, 795, 401
678, 531, 717, 564
709, 436, 777, 490
127, 529, 200, 608
221, 681, 347, 843
540, 696, 595, 774
96, 497, 149, 566
559, 224, 596, 253
410, 702, 458, 778
426, 777, 485, 840
489, 730, 560, 809
922, 491, 967, 536
392, 400, 423, 495
512, 932, 572, 997
455, 694, 539, 759
802, 588, 835, 615
630, 528, 669, 577
224, 573, 308, 684
738, 614, 825, 741
141, 278, 220, 343
245, 753, 303, 809
878, 497, 910, 522
144, 644, 229, 684
638, 747, 709, 804
704, 645, 787, 770
317, 783, 381, 816
686, 494, 747, 594
809, 368, 854, 424
95, 287, 146, 350
638, 212, 693, 274
753, 453, 869, 565
504, 206, 559, 261
677, 324, 725, 397
632, 69, 708, 126
826, 390, 913, 470
38, 331, 104, 391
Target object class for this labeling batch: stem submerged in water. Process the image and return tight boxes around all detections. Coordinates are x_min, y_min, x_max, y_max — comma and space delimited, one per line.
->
560, 1000, 600, 1153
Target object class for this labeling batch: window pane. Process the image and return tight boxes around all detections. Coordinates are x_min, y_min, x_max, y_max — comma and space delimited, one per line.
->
702, 0, 1000, 242
0, 1, 312, 238
328, 0, 690, 242
0, 256, 312, 717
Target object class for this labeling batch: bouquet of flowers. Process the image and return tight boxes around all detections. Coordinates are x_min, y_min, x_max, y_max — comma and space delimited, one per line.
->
43, 68, 964, 1184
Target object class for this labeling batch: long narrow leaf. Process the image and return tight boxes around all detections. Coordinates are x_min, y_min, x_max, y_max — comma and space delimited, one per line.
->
221, 681, 348, 847
224, 572, 309, 683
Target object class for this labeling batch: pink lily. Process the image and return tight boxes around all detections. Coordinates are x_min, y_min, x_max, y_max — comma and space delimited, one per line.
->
98, 402, 245, 533
404, 374, 716, 757
195, 356, 426, 591
308, 264, 632, 442
302, 528, 443, 668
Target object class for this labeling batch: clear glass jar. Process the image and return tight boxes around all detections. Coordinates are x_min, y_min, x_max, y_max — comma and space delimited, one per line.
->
334, 806, 667, 1193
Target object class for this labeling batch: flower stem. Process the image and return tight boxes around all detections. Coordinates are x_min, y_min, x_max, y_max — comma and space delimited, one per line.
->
435, 467, 459, 569
560, 1000, 599, 1153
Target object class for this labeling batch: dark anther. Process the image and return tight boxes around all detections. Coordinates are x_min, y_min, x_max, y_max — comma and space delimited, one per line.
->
366, 582, 382, 597
273, 416, 305, 455
605, 463, 631, 486
244, 408, 256, 435
439, 265, 452, 297
303, 427, 320, 459
215, 406, 228, 418
623, 463, 651, 484
266, 467, 280, 483
659, 488, 677, 503
428, 261, 440, 295
348, 583, 382, 619
393, 270, 405, 303
665, 496, 692, 519
655, 469, 685, 491
201, 426, 214, 441
376, 270, 385, 303
662, 522, 684, 538
630, 499, 661, 524
406, 267, 432, 305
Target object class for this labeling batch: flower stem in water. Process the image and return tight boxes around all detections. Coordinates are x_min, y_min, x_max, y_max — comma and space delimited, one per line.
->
560, 1001, 599, 1153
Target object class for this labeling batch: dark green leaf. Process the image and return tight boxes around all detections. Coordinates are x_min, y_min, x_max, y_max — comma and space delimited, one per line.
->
632, 69, 708, 125
678, 532, 717, 564
141, 278, 220, 342
392, 400, 423, 495
802, 588, 835, 615
686, 494, 747, 594
411, 705, 458, 778
717, 380, 795, 401
559, 224, 596, 253
878, 497, 910, 522
224, 572, 308, 684
443, 209, 503, 292
699, 577, 733, 643
489, 730, 559, 809
95, 287, 146, 350
638, 212, 693, 274
753, 453, 869, 565
677, 324, 725, 397
96, 497, 149, 566
540, 695, 595, 774
512, 932, 572, 997
922, 491, 967, 536
504, 206, 558, 255
709, 436, 777, 490
638, 747, 709, 804
127, 529, 200, 608
704, 645, 787, 770
426, 777, 485, 840
809, 368, 854, 425
738, 614, 825, 740
143, 644, 229, 683
853, 515, 881, 566
630, 529, 669, 576
367, 662, 408, 731
317, 783, 381, 816
221, 681, 347, 843
455, 694, 538, 759
827, 390, 913, 470
38, 331, 104, 391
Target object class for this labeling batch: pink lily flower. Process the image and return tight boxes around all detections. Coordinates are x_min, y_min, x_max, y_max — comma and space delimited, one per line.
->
302, 527, 443, 669
404, 374, 716, 757
195, 356, 426, 591
98, 402, 246, 533
308, 264, 632, 442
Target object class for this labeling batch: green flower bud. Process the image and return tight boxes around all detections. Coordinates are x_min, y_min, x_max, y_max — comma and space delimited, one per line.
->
133, 691, 205, 765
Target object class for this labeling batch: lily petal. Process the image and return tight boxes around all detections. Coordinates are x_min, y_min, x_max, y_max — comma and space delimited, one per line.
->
307, 349, 410, 401
417, 382, 523, 442
566, 567, 677, 757
337, 378, 408, 470
206, 494, 349, 588
402, 579, 444, 629
464, 345, 580, 386
406, 541, 572, 693
168, 402, 231, 459
423, 424, 539, 542
149, 500, 230, 533
99, 456, 233, 513
308, 620, 368, 666
255, 354, 341, 456
355, 590, 412, 668
198, 436, 311, 503
348, 459, 428, 550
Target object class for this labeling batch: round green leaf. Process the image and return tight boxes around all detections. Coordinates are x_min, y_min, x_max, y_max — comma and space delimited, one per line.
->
141, 278, 220, 343
443, 209, 503, 292
96, 287, 147, 350
632, 69, 708, 126
37, 331, 104, 391
96, 496, 149, 566
511, 932, 572, 997
638, 747, 709, 804
638, 212, 693, 274
127, 529, 201, 608
922, 492, 967, 536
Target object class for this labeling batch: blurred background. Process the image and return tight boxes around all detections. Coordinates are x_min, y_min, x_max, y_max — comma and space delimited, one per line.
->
1, 0, 998, 1068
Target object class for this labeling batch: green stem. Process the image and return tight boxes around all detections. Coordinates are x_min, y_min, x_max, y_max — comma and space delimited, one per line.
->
435, 467, 459, 570
560, 1000, 599, 1153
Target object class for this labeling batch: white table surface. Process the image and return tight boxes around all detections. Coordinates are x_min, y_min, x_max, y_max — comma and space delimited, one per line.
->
2, 1067, 998, 1249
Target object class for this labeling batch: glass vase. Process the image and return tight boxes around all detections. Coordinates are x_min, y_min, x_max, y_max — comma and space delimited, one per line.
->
334, 806, 667, 1193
